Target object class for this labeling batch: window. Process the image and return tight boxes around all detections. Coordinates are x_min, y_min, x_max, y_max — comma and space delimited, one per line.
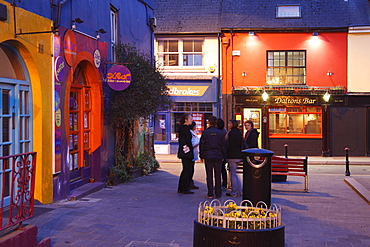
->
110, 6, 118, 62
269, 106, 322, 137
267, 51, 306, 85
170, 102, 212, 141
276, 5, 301, 18
157, 39, 204, 68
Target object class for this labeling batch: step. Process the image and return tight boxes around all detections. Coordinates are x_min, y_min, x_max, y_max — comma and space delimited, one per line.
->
69, 182, 105, 201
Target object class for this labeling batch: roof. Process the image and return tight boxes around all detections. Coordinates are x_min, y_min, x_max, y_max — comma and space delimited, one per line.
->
154, 0, 370, 33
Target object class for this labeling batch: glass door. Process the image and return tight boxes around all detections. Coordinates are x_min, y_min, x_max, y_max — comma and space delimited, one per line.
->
243, 108, 262, 148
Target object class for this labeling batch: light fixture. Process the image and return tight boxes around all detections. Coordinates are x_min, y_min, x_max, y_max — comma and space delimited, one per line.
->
327, 70, 333, 76
262, 91, 269, 102
96, 28, 107, 39
312, 32, 319, 36
249, 31, 255, 36
71, 18, 84, 30
323, 91, 330, 103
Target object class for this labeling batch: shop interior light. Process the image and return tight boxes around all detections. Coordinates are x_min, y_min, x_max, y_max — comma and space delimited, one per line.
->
323, 91, 331, 103
262, 91, 269, 102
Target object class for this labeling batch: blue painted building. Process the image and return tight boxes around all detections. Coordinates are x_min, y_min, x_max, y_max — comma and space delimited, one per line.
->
0, 0, 155, 203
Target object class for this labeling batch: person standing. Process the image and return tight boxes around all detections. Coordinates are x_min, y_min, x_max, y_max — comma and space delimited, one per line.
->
243, 120, 259, 149
226, 120, 243, 197
188, 121, 200, 190
217, 118, 228, 190
177, 114, 194, 194
200, 115, 225, 199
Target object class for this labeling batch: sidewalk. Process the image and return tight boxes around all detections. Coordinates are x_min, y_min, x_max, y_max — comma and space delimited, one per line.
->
24, 155, 370, 246
156, 154, 370, 204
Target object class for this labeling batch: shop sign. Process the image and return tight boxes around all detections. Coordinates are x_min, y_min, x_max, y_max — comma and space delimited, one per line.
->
54, 56, 66, 82
63, 29, 77, 66
54, 35, 61, 57
106, 65, 132, 91
272, 96, 318, 105
168, 86, 208, 96
93, 49, 101, 68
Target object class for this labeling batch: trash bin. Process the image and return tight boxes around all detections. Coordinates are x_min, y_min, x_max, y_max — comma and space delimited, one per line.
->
242, 148, 274, 207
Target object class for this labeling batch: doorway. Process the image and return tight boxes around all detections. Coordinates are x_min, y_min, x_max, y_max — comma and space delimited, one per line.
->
243, 108, 262, 148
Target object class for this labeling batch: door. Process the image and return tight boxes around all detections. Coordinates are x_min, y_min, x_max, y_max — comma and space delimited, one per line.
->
69, 65, 91, 182
243, 108, 262, 148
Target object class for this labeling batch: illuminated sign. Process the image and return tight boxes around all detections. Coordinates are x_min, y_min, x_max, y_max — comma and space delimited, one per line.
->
273, 96, 317, 105
106, 65, 132, 91
168, 86, 208, 96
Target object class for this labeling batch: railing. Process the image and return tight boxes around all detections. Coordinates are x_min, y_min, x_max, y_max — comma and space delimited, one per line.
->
0, 152, 37, 231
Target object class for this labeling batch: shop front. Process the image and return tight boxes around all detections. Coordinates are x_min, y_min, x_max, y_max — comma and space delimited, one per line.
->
234, 92, 346, 156
154, 78, 219, 154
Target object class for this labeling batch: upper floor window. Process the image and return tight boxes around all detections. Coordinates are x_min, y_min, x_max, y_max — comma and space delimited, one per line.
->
276, 5, 301, 18
157, 39, 204, 68
266, 51, 306, 85
110, 5, 118, 62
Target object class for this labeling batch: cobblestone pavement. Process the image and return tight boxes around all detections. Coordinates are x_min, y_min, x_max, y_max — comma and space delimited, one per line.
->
25, 157, 370, 247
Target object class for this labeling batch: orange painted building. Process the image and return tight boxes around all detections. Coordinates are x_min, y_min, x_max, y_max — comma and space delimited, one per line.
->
221, 31, 353, 156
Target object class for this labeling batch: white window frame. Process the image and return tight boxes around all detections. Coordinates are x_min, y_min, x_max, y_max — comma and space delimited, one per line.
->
276, 5, 301, 18
110, 6, 118, 62
157, 38, 205, 69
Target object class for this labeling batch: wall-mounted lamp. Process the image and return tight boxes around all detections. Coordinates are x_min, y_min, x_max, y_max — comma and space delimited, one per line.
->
242, 71, 247, 76
72, 18, 84, 30
323, 91, 331, 103
312, 32, 319, 36
262, 91, 269, 102
248, 31, 255, 36
327, 70, 333, 76
96, 28, 107, 39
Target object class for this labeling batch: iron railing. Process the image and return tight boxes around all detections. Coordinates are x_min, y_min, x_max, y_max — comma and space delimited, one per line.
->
0, 152, 37, 231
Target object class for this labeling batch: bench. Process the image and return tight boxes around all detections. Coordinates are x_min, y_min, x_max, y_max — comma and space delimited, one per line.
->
271, 156, 308, 192
235, 156, 308, 192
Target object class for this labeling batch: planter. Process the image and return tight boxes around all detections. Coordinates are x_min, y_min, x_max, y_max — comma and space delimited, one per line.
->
194, 200, 285, 247
106, 175, 123, 186
194, 220, 285, 247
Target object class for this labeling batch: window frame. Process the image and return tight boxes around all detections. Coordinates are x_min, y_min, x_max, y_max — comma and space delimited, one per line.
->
266, 50, 306, 85
157, 38, 205, 69
268, 106, 322, 138
276, 5, 301, 19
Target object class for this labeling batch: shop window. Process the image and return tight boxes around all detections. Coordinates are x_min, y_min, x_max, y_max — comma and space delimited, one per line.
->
154, 114, 167, 142
269, 106, 322, 137
165, 102, 213, 141
157, 39, 204, 68
276, 5, 301, 18
267, 51, 306, 85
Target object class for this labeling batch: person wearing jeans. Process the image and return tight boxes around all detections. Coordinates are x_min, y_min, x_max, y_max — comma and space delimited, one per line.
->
226, 119, 243, 197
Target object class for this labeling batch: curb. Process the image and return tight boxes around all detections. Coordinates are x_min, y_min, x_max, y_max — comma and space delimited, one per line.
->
344, 177, 370, 205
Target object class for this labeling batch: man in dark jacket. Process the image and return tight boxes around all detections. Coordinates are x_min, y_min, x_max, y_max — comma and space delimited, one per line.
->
200, 115, 225, 199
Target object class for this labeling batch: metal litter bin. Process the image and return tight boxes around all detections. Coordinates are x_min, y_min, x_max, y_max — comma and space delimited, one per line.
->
242, 148, 274, 207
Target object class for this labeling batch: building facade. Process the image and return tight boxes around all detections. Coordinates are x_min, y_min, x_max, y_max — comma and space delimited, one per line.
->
220, 1, 370, 156
153, 0, 222, 154
0, 0, 155, 203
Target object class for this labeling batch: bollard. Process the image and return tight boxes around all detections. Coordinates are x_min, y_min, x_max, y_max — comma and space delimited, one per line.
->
284, 144, 288, 158
345, 147, 350, 176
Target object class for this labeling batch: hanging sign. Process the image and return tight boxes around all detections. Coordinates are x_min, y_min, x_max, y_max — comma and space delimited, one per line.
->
106, 65, 132, 91
63, 29, 77, 66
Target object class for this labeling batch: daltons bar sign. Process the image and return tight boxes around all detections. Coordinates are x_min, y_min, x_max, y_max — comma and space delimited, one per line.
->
106, 65, 132, 91
273, 96, 317, 105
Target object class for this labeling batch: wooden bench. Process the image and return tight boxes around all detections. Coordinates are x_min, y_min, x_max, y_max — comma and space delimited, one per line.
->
271, 156, 308, 192
235, 156, 308, 192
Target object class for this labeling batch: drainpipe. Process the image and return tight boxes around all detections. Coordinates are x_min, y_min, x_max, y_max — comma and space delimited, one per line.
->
56, 0, 70, 30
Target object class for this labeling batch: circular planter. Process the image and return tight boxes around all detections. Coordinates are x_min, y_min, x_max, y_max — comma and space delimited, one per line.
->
194, 220, 284, 246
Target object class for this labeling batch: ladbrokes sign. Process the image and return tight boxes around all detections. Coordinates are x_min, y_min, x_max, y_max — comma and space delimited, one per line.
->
168, 86, 209, 96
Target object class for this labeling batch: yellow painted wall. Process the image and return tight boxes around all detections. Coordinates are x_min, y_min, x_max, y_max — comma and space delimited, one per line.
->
348, 27, 370, 93
0, 1, 53, 203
